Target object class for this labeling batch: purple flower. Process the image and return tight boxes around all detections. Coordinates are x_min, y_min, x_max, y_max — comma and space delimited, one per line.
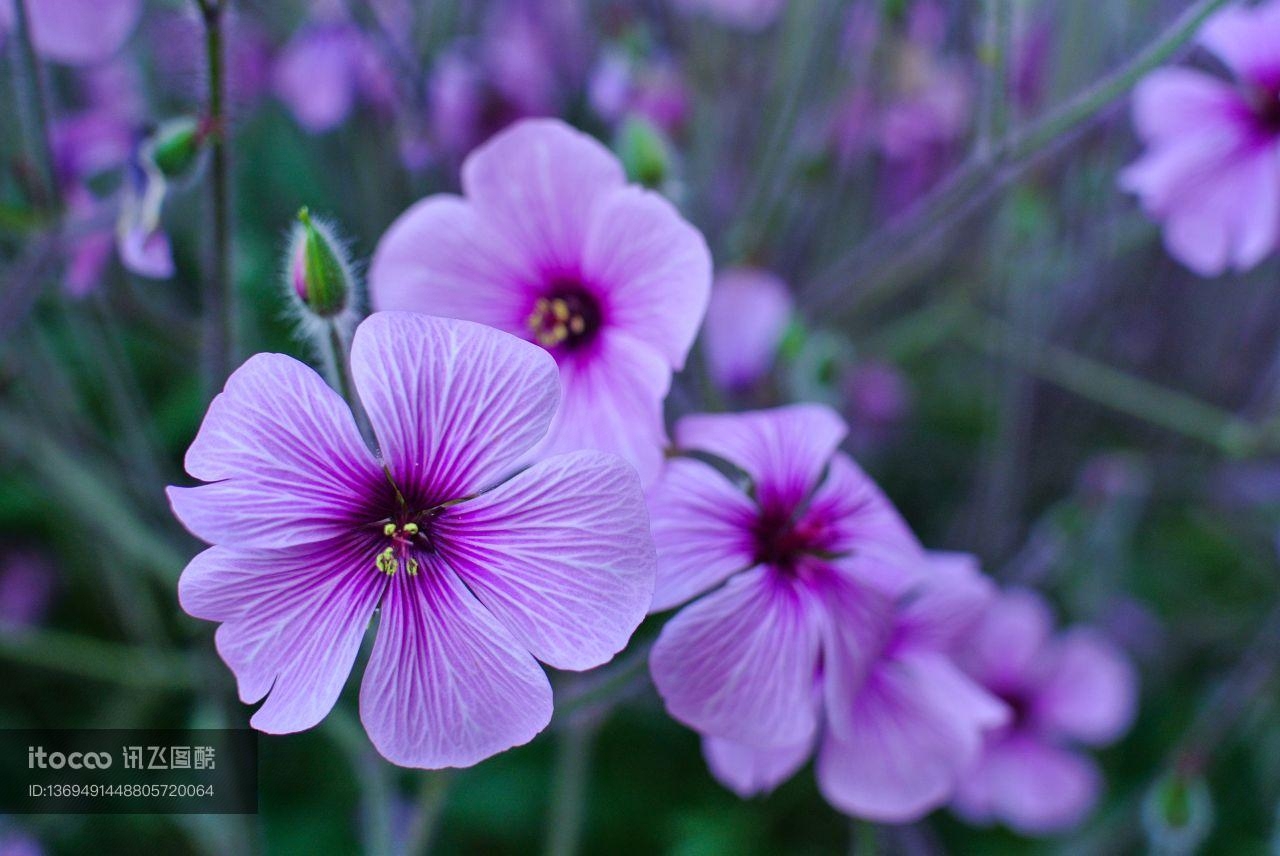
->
1121, 0, 1280, 276
0, 0, 140, 66
273, 22, 393, 133
370, 119, 712, 483
952, 588, 1138, 834
702, 268, 793, 393
588, 49, 690, 135
647, 405, 1006, 821
169, 312, 655, 768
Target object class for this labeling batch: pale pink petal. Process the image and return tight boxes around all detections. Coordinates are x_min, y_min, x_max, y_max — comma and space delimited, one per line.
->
650, 566, 824, 747
897, 552, 998, 653
960, 587, 1054, 692
703, 735, 813, 798
702, 269, 793, 391
1199, 2, 1280, 87
179, 538, 384, 733
368, 196, 538, 331
349, 312, 560, 504
533, 328, 671, 485
360, 561, 553, 769
460, 119, 625, 271
952, 735, 1101, 834
818, 569, 904, 739
1129, 68, 1246, 144
648, 458, 757, 612
2, 0, 141, 65
168, 353, 382, 550
580, 186, 712, 370
675, 405, 848, 508
1032, 628, 1138, 746
433, 450, 654, 671
817, 653, 1008, 823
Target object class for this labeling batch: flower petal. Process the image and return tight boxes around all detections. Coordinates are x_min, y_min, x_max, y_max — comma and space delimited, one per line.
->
703, 734, 813, 798
1032, 628, 1137, 746
650, 566, 823, 747
179, 538, 384, 733
817, 652, 1007, 823
675, 405, 848, 508
648, 457, 758, 612
433, 450, 655, 671
533, 328, 672, 485
369, 195, 538, 331
168, 353, 382, 550
702, 269, 793, 391
3, 0, 142, 65
350, 312, 560, 504
896, 552, 998, 654
360, 560, 553, 769
959, 587, 1054, 692
581, 185, 712, 370
1129, 68, 1245, 145
1199, 2, 1280, 87
952, 735, 1101, 834
460, 119, 625, 271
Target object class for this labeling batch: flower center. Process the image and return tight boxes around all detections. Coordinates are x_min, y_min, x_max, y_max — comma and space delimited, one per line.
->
373, 512, 438, 577
1248, 84, 1280, 134
526, 285, 603, 350
994, 687, 1032, 730
751, 505, 827, 573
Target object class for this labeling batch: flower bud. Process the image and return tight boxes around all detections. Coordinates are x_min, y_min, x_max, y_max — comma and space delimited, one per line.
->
287, 207, 354, 319
1142, 771, 1213, 856
146, 117, 205, 180
615, 115, 673, 190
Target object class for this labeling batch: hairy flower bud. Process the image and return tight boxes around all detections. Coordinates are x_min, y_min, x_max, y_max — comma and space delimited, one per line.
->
287, 207, 354, 319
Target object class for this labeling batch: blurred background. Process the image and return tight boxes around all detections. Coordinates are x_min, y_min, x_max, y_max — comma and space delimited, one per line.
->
1, 0, 1278, 852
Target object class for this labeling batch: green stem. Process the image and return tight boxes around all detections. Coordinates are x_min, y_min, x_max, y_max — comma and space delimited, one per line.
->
976, 0, 1012, 156
0, 626, 205, 689
552, 639, 653, 725
9, 0, 58, 212
401, 771, 453, 855
543, 715, 597, 856
805, 0, 1233, 315
198, 0, 235, 396
325, 706, 394, 856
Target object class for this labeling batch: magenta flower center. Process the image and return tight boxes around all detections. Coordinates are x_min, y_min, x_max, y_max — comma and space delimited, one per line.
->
750, 504, 829, 574
373, 506, 441, 577
1247, 84, 1280, 134
993, 686, 1032, 730
526, 284, 603, 350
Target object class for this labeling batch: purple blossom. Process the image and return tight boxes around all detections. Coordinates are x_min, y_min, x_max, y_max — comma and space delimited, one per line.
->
169, 312, 655, 768
1121, 0, 1280, 276
0, 0, 140, 66
588, 49, 690, 135
702, 268, 793, 393
647, 405, 1007, 821
952, 588, 1138, 834
273, 22, 394, 133
370, 119, 712, 483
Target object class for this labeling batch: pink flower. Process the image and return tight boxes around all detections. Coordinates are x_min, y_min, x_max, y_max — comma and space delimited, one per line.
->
952, 588, 1138, 834
647, 405, 1006, 821
370, 119, 712, 483
702, 268, 793, 393
1121, 0, 1280, 276
169, 312, 655, 768
0, 0, 140, 65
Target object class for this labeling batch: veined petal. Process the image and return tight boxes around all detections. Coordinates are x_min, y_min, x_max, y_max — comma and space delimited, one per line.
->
168, 352, 382, 550
703, 734, 813, 798
350, 312, 560, 504
179, 538, 385, 734
532, 328, 671, 485
896, 552, 998, 654
461, 119, 626, 271
650, 566, 824, 748
675, 405, 848, 508
581, 185, 712, 370
816, 652, 1008, 823
360, 560, 553, 769
434, 450, 655, 671
369, 195, 538, 331
648, 458, 757, 612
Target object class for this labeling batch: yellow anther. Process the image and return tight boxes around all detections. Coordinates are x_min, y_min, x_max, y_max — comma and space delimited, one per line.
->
551, 299, 570, 321
569, 316, 585, 335
407, 558, 420, 577
383, 522, 396, 536
376, 547, 398, 576
403, 522, 419, 535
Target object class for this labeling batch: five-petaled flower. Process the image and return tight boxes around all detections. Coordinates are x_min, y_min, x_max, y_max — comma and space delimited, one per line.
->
369, 118, 712, 484
1122, 0, 1280, 275
646, 404, 1007, 821
169, 312, 655, 769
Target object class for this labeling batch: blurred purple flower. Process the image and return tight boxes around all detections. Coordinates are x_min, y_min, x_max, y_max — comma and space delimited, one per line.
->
674, 0, 785, 31
169, 312, 655, 768
702, 268, 793, 393
0, 827, 41, 856
115, 142, 175, 280
0, 0, 140, 65
844, 361, 913, 443
589, 49, 690, 135
370, 119, 712, 483
147, 9, 273, 110
0, 552, 55, 630
647, 406, 1004, 821
274, 22, 394, 133
953, 588, 1138, 834
1122, 0, 1280, 276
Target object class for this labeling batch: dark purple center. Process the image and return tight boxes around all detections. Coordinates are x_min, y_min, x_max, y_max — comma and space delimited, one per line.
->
994, 687, 1032, 730
370, 484, 443, 578
1248, 85, 1280, 134
750, 504, 828, 574
526, 283, 603, 351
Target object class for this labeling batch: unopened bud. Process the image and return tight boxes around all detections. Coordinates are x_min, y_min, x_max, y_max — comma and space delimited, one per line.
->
1142, 771, 1213, 856
616, 115, 673, 190
287, 207, 354, 318
147, 117, 205, 180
